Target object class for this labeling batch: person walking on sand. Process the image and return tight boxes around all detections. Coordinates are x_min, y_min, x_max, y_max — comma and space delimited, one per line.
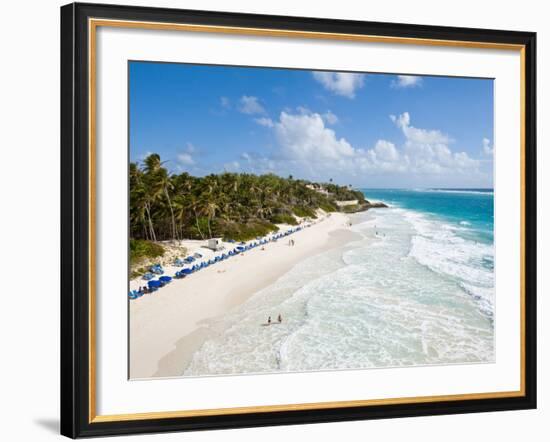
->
267, 316, 271, 325
278, 314, 282, 323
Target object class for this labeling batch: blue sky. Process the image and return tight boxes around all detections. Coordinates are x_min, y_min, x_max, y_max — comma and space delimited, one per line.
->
129, 61, 494, 188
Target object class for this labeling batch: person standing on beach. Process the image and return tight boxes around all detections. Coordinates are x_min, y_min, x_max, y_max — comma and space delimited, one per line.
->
267, 316, 271, 325
278, 314, 282, 323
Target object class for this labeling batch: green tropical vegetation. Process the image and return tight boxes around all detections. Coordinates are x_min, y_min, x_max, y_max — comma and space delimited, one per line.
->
130, 153, 368, 244
130, 238, 165, 263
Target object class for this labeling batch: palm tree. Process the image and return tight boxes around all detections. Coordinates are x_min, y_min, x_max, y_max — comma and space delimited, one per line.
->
160, 172, 177, 240
143, 154, 178, 240
129, 153, 368, 242
204, 200, 219, 238
186, 194, 205, 239
130, 162, 157, 241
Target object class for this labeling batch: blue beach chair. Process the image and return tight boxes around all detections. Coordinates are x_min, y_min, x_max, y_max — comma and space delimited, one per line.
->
147, 280, 162, 291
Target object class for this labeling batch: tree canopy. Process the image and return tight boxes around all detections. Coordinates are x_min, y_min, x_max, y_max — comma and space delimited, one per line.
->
130, 154, 366, 242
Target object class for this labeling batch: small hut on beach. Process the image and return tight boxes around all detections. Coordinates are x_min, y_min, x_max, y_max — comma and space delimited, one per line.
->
206, 238, 224, 251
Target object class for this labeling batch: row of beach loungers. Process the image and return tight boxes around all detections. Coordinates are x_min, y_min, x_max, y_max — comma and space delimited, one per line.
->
128, 227, 304, 300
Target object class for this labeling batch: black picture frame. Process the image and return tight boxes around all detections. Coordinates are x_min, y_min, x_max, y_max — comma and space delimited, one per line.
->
61, 2, 537, 438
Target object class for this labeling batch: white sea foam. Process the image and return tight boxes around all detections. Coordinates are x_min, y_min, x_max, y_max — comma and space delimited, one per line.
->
183, 208, 494, 377
420, 189, 494, 196
404, 210, 494, 318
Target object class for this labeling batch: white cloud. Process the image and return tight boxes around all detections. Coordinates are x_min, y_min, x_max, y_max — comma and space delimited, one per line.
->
176, 143, 198, 167
220, 96, 231, 109
239, 95, 266, 115
177, 153, 194, 166
312, 72, 365, 98
273, 111, 355, 161
239, 152, 277, 174
482, 137, 493, 155
254, 109, 480, 180
138, 151, 153, 161
389, 112, 478, 174
390, 112, 451, 144
322, 110, 339, 125
392, 75, 422, 88
184, 142, 198, 153
223, 161, 240, 172
373, 140, 399, 162
254, 117, 274, 128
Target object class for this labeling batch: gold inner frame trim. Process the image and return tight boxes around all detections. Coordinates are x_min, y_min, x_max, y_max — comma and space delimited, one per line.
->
88, 18, 527, 424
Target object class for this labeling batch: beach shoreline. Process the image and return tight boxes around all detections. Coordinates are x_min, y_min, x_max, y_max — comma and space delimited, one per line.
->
129, 212, 360, 379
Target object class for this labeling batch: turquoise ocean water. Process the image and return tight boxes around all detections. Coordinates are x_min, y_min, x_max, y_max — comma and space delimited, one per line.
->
183, 188, 495, 376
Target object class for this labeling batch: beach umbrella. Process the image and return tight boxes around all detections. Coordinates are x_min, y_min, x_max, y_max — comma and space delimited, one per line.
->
159, 276, 172, 283
150, 264, 164, 274
148, 280, 162, 288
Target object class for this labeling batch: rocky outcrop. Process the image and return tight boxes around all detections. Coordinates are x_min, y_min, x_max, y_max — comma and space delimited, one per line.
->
340, 200, 388, 213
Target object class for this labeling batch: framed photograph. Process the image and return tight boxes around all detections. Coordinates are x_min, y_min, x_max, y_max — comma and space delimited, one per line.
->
60, 2, 536, 438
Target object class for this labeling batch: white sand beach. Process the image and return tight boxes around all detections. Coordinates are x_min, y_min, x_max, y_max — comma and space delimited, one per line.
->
129, 212, 359, 379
